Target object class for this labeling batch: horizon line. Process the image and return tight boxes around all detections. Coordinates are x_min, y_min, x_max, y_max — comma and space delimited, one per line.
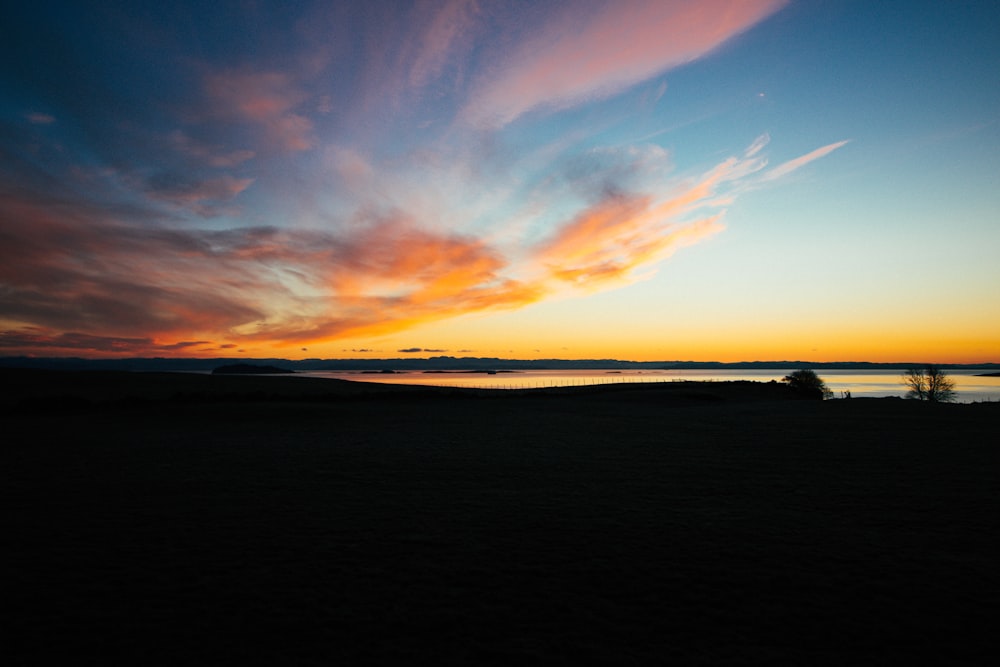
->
2, 355, 997, 367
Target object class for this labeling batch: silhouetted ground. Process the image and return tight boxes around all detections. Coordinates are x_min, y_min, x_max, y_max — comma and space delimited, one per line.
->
3, 369, 997, 665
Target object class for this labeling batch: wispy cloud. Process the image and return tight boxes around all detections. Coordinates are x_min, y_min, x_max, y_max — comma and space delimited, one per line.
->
461, 0, 786, 127
169, 131, 255, 168
533, 146, 766, 290
1, 122, 828, 356
746, 133, 770, 157
406, 0, 479, 90
25, 112, 55, 125
762, 140, 850, 181
144, 173, 254, 209
2, 1, 863, 359
0, 189, 542, 352
201, 69, 315, 152
0, 330, 156, 354
0, 192, 268, 343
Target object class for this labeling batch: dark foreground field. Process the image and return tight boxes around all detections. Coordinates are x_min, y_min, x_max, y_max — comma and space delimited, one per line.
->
3, 370, 998, 665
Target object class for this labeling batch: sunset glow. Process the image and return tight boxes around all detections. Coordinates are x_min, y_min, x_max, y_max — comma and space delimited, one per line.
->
2, 1, 998, 362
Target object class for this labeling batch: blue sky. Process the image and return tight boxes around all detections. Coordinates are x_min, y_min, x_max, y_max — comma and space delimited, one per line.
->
2, 0, 998, 361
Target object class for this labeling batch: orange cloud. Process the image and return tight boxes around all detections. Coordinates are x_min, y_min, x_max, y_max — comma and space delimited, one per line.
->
0, 329, 230, 357
536, 192, 725, 289
1, 121, 816, 358
462, 0, 786, 126
0, 3, 873, 362
294, 276, 544, 344
243, 217, 545, 343
0, 187, 548, 353
0, 136, 810, 356
534, 150, 764, 290
330, 220, 505, 297
0, 193, 272, 344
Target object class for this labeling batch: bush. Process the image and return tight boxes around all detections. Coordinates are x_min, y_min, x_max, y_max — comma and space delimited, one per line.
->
782, 369, 833, 400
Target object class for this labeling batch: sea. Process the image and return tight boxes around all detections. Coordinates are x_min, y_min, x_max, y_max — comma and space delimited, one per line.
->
295, 368, 1000, 403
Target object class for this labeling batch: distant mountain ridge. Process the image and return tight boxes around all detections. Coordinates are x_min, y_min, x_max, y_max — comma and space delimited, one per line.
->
2, 356, 997, 372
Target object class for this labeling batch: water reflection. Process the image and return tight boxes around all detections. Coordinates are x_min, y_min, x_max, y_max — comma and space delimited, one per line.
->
300, 369, 1000, 403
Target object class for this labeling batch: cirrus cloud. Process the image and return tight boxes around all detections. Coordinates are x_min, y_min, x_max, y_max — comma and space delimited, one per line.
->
461, 0, 786, 127
762, 140, 851, 181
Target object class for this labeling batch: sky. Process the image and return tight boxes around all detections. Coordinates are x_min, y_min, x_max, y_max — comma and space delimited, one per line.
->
2, 0, 998, 363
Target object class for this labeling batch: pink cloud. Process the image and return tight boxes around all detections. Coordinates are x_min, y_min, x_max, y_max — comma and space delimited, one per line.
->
202, 69, 315, 151
407, 0, 478, 89
267, 114, 314, 152
25, 112, 56, 125
146, 174, 254, 207
169, 131, 255, 167
204, 70, 303, 120
462, 0, 786, 126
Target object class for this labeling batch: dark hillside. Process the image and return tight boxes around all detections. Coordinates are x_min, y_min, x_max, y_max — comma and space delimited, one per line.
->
4, 369, 996, 665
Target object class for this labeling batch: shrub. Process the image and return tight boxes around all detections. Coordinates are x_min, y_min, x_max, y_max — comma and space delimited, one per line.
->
782, 369, 833, 400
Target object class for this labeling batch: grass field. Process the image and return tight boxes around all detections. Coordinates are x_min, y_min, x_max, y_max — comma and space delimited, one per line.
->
3, 370, 997, 664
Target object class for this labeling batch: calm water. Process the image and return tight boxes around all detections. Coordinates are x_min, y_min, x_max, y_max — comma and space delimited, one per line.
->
299, 369, 1000, 403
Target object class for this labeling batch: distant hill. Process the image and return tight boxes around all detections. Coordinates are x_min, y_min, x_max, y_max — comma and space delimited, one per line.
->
2, 356, 997, 373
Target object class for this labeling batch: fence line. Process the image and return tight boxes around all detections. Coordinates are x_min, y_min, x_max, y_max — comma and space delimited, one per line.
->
435, 375, 681, 391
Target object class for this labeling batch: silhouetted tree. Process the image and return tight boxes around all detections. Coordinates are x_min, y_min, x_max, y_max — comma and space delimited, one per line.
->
902, 365, 956, 402
782, 369, 832, 399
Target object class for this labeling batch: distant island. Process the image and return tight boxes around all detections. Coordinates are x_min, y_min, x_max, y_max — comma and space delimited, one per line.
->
211, 364, 294, 375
